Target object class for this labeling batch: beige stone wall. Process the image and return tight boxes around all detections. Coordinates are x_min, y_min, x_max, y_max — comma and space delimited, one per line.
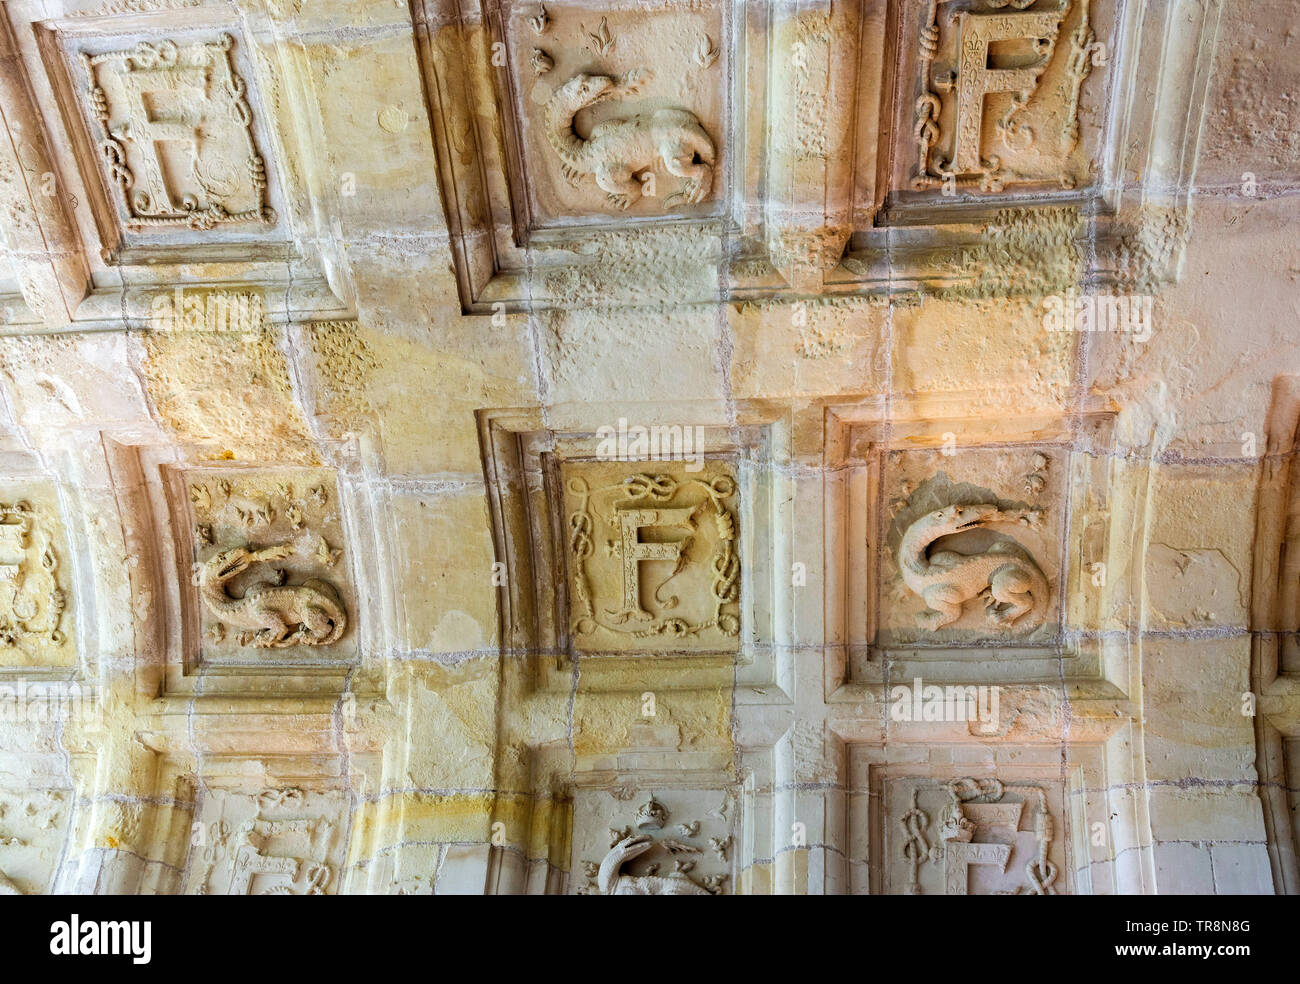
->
0, 0, 1292, 895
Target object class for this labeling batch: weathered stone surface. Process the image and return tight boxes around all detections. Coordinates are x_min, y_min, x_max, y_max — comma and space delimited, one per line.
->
0, 0, 1287, 901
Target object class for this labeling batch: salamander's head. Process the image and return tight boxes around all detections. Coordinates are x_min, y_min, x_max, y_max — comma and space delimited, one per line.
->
558, 73, 614, 105
929, 503, 999, 536
207, 546, 253, 581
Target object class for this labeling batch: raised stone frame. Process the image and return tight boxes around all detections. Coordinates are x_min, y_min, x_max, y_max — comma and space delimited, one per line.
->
0, 1, 355, 330
490, 739, 750, 895
106, 443, 392, 701
477, 406, 787, 692
856, 0, 1224, 293
1250, 374, 1300, 893
97, 751, 382, 896
0, 459, 96, 688
823, 399, 1133, 697
410, 0, 752, 312
845, 746, 1141, 894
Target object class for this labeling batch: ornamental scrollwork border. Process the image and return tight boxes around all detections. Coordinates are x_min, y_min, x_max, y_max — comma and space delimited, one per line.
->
565, 472, 740, 642
79, 34, 275, 232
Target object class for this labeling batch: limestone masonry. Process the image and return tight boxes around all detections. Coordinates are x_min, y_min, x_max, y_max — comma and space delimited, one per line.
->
0, 0, 1293, 896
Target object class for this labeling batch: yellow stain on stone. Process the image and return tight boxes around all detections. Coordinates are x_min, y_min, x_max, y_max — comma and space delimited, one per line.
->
352, 792, 495, 852
142, 327, 318, 464
572, 682, 733, 765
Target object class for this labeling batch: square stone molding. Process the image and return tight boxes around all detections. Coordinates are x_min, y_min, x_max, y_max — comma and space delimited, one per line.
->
561, 459, 741, 655
181, 783, 349, 896
415, 0, 1222, 312
30, 10, 286, 257
1250, 374, 1300, 894
566, 784, 737, 895
884, 0, 1120, 204
0, 455, 98, 686
823, 400, 1134, 697
0, 478, 75, 672
107, 442, 391, 701
411, 0, 752, 312
172, 465, 357, 668
74, 34, 277, 236
478, 406, 787, 691
0, 1, 356, 327
130, 751, 380, 895
852, 0, 1223, 293
847, 750, 1104, 894
495, 739, 746, 895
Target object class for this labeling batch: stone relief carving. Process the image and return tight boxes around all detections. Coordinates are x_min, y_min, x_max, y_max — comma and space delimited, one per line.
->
912, 0, 1098, 193
511, 3, 723, 220
186, 787, 343, 895
185, 471, 352, 658
0, 501, 66, 657
79, 34, 275, 230
194, 544, 345, 649
898, 503, 1049, 633
577, 795, 729, 895
693, 35, 720, 71
544, 70, 715, 210
896, 778, 1062, 895
564, 465, 739, 652
531, 49, 554, 75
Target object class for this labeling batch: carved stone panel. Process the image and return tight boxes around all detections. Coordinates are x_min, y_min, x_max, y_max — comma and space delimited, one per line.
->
0, 485, 72, 669
183, 787, 346, 896
879, 447, 1062, 646
569, 787, 734, 895
897, 0, 1113, 198
67, 31, 278, 237
0, 787, 70, 895
886, 775, 1069, 895
561, 461, 740, 654
181, 468, 354, 663
506, 1, 725, 222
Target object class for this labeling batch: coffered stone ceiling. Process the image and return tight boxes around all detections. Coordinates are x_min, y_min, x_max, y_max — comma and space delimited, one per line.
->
0, 0, 1294, 900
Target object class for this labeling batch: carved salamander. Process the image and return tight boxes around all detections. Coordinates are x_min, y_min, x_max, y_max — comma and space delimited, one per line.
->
544, 70, 715, 210
898, 503, 1049, 633
195, 543, 346, 648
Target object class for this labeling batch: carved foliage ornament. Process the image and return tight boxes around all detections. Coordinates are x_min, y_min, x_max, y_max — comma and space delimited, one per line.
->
912, 0, 1098, 192
80, 34, 275, 231
567, 471, 739, 646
